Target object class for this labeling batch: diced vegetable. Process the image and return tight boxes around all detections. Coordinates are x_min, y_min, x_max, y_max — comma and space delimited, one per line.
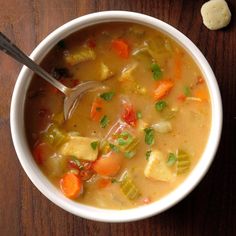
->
122, 104, 137, 127
112, 39, 129, 58
151, 63, 162, 80
90, 97, 103, 121
144, 127, 154, 145
177, 150, 191, 175
167, 153, 177, 166
153, 79, 174, 101
93, 152, 123, 176
109, 143, 120, 153
144, 150, 173, 181
155, 101, 167, 112
33, 142, 54, 165
100, 115, 109, 128
120, 173, 140, 200
64, 47, 96, 66
186, 97, 202, 102
136, 111, 142, 119
183, 86, 192, 97
100, 62, 114, 81
152, 121, 172, 133
60, 172, 83, 199
43, 125, 68, 147
59, 136, 99, 161
91, 141, 99, 150
124, 151, 136, 159
100, 92, 115, 101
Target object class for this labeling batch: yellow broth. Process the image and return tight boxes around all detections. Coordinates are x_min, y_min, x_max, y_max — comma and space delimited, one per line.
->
25, 23, 211, 209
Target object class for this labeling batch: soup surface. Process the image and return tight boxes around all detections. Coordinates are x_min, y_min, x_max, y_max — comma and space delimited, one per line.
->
25, 23, 211, 209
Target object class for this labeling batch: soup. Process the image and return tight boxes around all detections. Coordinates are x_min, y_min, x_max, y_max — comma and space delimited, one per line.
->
25, 23, 211, 209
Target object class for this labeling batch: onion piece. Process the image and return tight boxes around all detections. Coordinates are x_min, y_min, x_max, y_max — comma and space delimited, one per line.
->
152, 121, 172, 133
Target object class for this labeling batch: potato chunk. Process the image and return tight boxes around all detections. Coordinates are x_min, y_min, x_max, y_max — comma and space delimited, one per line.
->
59, 136, 99, 161
201, 0, 231, 30
144, 150, 172, 182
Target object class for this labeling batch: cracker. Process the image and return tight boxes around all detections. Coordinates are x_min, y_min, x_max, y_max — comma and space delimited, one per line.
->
201, 0, 231, 30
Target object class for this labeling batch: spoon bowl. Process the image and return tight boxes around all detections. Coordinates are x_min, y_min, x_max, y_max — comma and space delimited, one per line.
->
0, 32, 102, 119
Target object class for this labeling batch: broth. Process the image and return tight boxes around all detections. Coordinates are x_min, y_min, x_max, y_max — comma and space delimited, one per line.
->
25, 23, 211, 209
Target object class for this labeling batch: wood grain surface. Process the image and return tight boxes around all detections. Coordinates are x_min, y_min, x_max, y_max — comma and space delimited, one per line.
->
0, 0, 235, 235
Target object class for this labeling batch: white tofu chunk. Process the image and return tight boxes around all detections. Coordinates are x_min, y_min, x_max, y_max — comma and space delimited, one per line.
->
201, 0, 231, 30
59, 136, 99, 161
144, 150, 173, 182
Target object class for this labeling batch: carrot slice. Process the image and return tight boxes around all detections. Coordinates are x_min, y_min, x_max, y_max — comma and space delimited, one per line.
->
153, 79, 174, 101
90, 97, 103, 121
60, 173, 83, 199
112, 39, 129, 59
93, 152, 123, 176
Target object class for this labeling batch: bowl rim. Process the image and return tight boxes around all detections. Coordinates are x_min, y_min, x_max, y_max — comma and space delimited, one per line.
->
10, 10, 222, 222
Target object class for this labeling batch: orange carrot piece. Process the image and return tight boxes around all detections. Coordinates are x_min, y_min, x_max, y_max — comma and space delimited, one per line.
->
177, 93, 186, 102
112, 39, 129, 59
60, 173, 83, 199
93, 152, 122, 177
33, 142, 54, 165
153, 79, 174, 101
90, 97, 103, 121
97, 179, 111, 188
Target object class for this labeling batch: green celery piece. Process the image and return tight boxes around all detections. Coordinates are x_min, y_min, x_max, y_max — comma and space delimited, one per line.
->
43, 125, 67, 147
177, 150, 191, 175
120, 173, 140, 200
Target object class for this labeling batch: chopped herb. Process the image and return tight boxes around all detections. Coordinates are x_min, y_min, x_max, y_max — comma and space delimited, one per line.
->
111, 178, 119, 183
100, 115, 109, 128
151, 63, 162, 80
167, 153, 177, 166
155, 101, 167, 112
57, 40, 66, 49
90, 141, 99, 150
183, 86, 191, 97
137, 111, 142, 119
109, 143, 120, 153
117, 132, 133, 146
146, 150, 152, 160
100, 92, 115, 101
124, 151, 136, 159
144, 128, 155, 145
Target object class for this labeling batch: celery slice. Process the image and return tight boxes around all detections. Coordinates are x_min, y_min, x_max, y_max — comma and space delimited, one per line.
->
65, 47, 96, 66
177, 150, 191, 175
120, 173, 140, 200
43, 125, 67, 147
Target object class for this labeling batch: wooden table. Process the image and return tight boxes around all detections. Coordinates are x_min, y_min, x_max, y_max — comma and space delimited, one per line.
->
0, 0, 235, 235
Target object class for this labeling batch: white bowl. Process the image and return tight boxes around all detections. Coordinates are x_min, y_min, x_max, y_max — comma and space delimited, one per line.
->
10, 11, 222, 222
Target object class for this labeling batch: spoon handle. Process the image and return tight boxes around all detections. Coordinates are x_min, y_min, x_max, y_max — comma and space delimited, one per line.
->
0, 32, 69, 95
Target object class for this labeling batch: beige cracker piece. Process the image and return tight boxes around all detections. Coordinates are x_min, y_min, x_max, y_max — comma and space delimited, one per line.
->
201, 0, 231, 30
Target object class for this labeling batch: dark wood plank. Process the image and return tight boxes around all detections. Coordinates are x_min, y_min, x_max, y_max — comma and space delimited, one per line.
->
0, 0, 235, 235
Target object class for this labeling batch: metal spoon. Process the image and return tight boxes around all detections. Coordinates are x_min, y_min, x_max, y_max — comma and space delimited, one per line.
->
0, 32, 103, 119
